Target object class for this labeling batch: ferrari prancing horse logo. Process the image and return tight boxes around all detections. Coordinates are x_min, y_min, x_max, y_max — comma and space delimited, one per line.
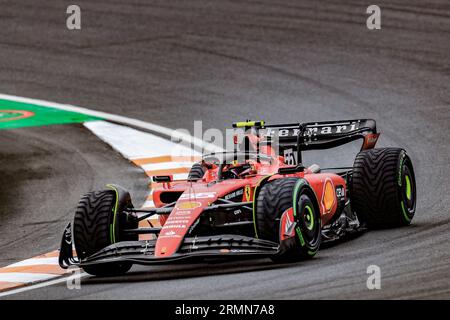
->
244, 185, 251, 201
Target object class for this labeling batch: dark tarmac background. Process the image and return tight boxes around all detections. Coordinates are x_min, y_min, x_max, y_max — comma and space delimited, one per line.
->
0, 0, 449, 298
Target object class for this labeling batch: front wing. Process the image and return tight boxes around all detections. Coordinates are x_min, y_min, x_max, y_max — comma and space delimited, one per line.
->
59, 223, 280, 268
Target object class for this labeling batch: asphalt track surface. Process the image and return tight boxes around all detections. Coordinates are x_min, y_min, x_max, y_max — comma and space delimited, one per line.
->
0, 0, 449, 299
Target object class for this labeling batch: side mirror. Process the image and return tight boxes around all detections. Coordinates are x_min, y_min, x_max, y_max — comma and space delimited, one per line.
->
152, 175, 173, 183
278, 165, 304, 175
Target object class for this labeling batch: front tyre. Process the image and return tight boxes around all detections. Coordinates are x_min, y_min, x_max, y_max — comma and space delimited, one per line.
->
73, 188, 136, 276
255, 178, 321, 262
351, 148, 416, 228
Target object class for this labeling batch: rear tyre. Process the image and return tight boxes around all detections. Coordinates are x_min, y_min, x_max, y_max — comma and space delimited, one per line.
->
255, 178, 321, 262
351, 148, 416, 228
73, 189, 136, 276
187, 163, 205, 181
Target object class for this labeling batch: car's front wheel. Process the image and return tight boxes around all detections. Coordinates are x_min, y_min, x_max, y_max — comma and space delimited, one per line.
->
73, 187, 136, 276
255, 178, 321, 262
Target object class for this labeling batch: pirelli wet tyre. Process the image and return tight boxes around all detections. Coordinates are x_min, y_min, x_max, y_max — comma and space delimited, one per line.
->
73, 187, 137, 276
255, 178, 321, 262
351, 148, 416, 228
187, 163, 205, 181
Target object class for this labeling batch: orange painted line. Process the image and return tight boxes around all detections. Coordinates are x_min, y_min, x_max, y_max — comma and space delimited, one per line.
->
30, 250, 59, 258
132, 156, 200, 166
139, 235, 153, 241
150, 182, 164, 190
0, 281, 26, 292
138, 219, 160, 228
151, 182, 164, 187
139, 220, 150, 228
138, 218, 161, 241
145, 167, 190, 176
0, 265, 67, 275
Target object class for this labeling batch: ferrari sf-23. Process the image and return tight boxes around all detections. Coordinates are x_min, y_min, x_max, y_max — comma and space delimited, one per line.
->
59, 119, 416, 276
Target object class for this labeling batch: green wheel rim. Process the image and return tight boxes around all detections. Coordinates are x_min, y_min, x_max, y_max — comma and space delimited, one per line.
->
400, 161, 415, 223
304, 205, 314, 231
405, 174, 412, 201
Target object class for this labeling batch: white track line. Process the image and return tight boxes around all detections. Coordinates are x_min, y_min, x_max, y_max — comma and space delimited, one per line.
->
84, 120, 201, 159
0, 273, 57, 283
8, 257, 59, 267
84, 121, 197, 184
0, 93, 222, 153
170, 173, 189, 180
140, 162, 197, 171
0, 272, 90, 298
142, 200, 156, 208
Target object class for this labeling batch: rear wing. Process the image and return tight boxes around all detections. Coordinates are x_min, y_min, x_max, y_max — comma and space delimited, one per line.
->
264, 119, 378, 149
233, 119, 380, 165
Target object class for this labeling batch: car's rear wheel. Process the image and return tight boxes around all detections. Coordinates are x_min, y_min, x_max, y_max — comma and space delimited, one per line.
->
255, 178, 321, 262
73, 188, 137, 276
351, 148, 416, 228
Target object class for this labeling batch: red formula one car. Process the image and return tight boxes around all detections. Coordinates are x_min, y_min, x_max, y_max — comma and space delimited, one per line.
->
59, 119, 416, 276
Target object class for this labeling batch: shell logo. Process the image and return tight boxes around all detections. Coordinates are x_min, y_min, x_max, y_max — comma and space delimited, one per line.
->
176, 201, 201, 210
322, 179, 336, 214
